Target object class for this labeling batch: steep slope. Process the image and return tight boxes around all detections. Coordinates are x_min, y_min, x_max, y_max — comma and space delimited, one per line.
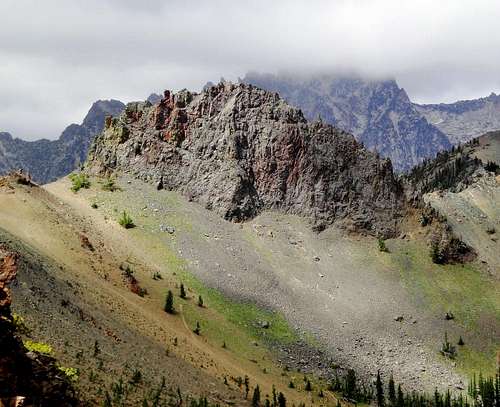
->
86, 81, 404, 238
243, 73, 451, 172
0, 245, 78, 405
0, 173, 333, 406
416, 93, 500, 144
407, 132, 500, 274
0, 100, 125, 183
43, 173, 499, 395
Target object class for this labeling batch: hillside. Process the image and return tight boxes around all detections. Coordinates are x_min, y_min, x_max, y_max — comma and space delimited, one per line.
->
2, 173, 334, 406
1, 165, 495, 402
409, 132, 500, 275
243, 73, 451, 172
0, 100, 125, 184
416, 94, 500, 145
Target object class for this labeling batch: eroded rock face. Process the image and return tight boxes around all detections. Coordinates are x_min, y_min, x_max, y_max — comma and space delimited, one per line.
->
0, 246, 78, 406
87, 82, 404, 237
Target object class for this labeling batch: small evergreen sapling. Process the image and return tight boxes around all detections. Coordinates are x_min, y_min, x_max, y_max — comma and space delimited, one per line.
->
164, 290, 174, 314
252, 385, 261, 407
376, 370, 385, 407
378, 237, 389, 253
277, 393, 286, 407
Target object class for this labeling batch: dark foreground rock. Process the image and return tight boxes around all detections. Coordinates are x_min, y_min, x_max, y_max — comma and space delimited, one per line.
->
0, 245, 78, 406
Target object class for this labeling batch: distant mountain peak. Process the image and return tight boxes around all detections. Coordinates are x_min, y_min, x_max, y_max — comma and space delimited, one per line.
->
146, 93, 162, 104
243, 72, 450, 171
415, 93, 500, 144
0, 100, 125, 183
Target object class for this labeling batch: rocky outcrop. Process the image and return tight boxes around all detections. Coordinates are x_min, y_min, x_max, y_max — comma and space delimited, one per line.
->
0, 245, 78, 406
243, 73, 451, 172
415, 93, 500, 145
87, 82, 404, 237
0, 100, 125, 184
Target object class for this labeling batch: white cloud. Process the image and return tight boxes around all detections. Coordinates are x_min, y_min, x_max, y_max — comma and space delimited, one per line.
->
1, 0, 499, 139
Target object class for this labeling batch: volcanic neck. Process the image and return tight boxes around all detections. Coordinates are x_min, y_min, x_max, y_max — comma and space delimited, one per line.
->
86, 81, 405, 237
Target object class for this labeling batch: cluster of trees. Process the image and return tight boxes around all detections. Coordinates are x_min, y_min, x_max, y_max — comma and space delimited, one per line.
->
250, 384, 287, 407
329, 367, 500, 407
406, 142, 483, 195
164, 284, 205, 336
164, 284, 204, 314
484, 161, 499, 174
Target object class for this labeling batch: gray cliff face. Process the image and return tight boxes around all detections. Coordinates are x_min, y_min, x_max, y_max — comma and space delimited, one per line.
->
243, 73, 451, 172
0, 100, 125, 184
415, 93, 500, 145
87, 82, 405, 237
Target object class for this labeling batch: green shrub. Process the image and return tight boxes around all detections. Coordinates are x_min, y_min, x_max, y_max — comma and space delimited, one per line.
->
430, 241, 444, 264
12, 313, 30, 335
102, 177, 119, 192
58, 366, 79, 382
440, 332, 457, 359
378, 237, 389, 252
69, 173, 90, 192
152, 271, 163, 280
23, 340, 53, 355
118, 211, 135, 228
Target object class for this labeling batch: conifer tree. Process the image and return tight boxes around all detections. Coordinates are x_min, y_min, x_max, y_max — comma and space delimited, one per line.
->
164, 290, 174, 314
277, 392, 286, 407
180, 283, 187, 299
244, 375, 250, 399
376, 370, 385, 406
388, 374, 396, 405
252, 385, 261, 407
397, 384, 404, 407
345, 369, 357, 399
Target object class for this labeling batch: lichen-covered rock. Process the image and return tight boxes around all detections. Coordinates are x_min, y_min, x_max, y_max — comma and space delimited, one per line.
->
87, 82, 405, 237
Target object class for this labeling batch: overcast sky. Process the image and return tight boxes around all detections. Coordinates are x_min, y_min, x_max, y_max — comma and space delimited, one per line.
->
1, 0, 500, 140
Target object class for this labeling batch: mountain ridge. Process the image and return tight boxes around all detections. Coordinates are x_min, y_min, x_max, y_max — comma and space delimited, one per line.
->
415, 93, 500, 144
0, 99, 125, 183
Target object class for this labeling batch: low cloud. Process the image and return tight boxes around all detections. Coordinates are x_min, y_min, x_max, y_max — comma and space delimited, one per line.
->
1, 0, 499, 139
